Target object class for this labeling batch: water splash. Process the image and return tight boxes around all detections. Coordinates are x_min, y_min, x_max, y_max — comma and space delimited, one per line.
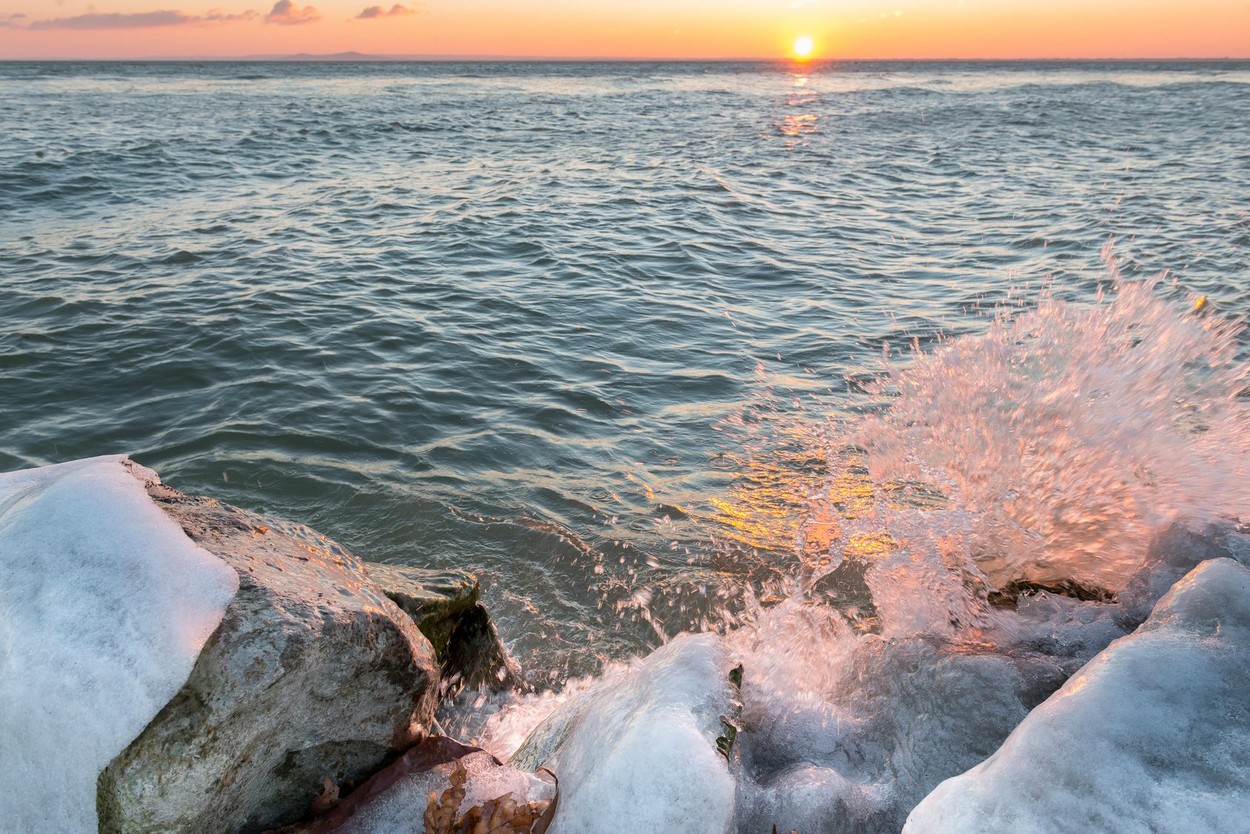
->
537, 258, 1250, 653
707, 261, 1250, 829
856, 254, 1250, 601
454, 260, 1250, 832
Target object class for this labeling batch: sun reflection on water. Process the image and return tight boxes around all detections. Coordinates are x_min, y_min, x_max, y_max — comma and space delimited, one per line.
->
776, 72, 820, 148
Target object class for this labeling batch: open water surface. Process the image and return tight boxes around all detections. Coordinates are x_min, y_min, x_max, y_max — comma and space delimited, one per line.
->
2, 60, 1249, 680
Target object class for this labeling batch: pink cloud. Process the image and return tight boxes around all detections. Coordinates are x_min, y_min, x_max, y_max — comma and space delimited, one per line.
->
265, 0, 321, 25
356, 4, 415, 19
28, 10, 256, 30
205, 9, 258, 22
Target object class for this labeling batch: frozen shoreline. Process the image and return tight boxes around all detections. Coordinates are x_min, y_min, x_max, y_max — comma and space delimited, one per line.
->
4, 455, 1249, 832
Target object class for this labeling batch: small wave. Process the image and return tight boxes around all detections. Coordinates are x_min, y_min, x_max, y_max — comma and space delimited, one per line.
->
162, 250, 202, 265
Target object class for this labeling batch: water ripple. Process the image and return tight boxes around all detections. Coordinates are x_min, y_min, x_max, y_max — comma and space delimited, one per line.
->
1, 60, 1248, 674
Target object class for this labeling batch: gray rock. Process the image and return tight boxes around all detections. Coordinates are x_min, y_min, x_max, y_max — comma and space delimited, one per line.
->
364, 562, 521, 692
97, 477, 442, 834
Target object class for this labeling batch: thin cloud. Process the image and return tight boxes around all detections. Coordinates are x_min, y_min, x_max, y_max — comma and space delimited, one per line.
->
2, 13, 28, 29
28, 10, 256, 30
356, 4, 415, 19
206, 10, 259, 22
266, 0, 321, 25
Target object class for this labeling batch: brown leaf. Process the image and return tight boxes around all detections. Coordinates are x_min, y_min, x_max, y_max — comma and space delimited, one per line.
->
480, 791, 545, 833
438, 782, 555, 834
487, 794, 521, 832
423, 759, 468, 834
460, 802, 486, 834
310, 776, 340, 816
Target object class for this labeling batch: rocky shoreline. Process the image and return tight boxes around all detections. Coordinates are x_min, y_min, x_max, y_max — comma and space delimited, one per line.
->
3, 455, 1249, 833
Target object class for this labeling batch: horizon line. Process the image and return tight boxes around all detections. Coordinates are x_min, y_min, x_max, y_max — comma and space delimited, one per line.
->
4, 54, 1250, 63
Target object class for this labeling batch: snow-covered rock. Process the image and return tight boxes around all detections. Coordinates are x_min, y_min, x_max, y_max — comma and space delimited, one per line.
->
1117, 522, 1250, 625
98, 472, 443, 834
0, 456, 238, 832
510, 633, 740, 834
904, 557, 1250, 834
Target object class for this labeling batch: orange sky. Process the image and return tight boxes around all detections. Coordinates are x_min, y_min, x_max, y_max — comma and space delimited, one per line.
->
0, 0, 1247, 60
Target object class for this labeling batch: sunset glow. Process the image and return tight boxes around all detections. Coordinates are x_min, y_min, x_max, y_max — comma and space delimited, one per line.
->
0, 1, 1247, 60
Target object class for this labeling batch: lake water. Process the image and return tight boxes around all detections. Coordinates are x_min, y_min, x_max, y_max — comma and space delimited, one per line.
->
2, 60, 1249, 683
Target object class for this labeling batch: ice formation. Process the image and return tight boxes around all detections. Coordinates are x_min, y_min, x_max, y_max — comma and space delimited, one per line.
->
0, 456, 238, 831
904, 557, 1250, 833
508, 634, 738, 834
725, 586, 1141, 834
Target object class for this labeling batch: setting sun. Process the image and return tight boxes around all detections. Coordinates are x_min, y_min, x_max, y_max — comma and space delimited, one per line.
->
793, 35, 815, 60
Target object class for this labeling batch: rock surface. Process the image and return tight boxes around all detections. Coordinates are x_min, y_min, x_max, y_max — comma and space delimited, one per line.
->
365, 562, 521, 692
97, 472, 443, 834
904, 557, 1250, 833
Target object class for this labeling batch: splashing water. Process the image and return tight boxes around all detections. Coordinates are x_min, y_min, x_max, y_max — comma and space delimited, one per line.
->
856, 254, 1250, 601
451, 262, 1250, 832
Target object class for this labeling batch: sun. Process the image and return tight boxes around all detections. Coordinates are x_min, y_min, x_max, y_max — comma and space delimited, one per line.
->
792, 35, 815, 61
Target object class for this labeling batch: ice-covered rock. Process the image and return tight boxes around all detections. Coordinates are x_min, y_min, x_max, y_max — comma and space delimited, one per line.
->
510, 633, 739, 834
729, 600, 1103, 834
472, 585, 1133, 834
1117, 522, 1250, 625
0, 456, 238, 832
904, 557, 1250, 834
98, 473, 443, 834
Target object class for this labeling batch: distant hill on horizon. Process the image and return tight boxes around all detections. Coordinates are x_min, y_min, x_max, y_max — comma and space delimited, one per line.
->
240, 51, 475, 62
